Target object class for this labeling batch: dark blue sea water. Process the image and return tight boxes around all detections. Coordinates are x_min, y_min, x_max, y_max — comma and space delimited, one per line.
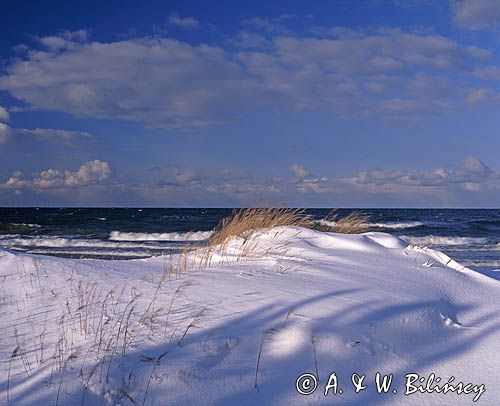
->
0, 208, 499, 274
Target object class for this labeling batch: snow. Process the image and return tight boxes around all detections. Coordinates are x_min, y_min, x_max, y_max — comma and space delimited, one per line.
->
1, 226, 499, 405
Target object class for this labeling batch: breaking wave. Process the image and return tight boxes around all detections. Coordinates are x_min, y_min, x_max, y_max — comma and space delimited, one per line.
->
0, 223, 41, 234
368, 221, 424, 230
109, 230, 213, 241
0, 236, 175, 250
402, 235, 491, 247
316, 219, 424, 230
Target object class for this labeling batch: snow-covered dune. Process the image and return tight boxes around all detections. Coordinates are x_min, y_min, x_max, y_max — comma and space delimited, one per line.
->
1, 227, 499, 405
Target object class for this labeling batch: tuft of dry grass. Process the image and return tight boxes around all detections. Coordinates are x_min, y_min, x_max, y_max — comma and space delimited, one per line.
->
199, 208, 371, 266
314, 210, 371, 234
201, 208, 314, 266
209, 208, 314, 247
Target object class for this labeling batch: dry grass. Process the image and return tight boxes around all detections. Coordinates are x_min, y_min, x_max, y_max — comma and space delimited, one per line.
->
199, 208, 370, 266
209, 208, 314, 247
200, 208, 313, 266
314, 209, 371, 234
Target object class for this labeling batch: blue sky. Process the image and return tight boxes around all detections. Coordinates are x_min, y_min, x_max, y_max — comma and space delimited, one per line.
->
0, 0, 500, 207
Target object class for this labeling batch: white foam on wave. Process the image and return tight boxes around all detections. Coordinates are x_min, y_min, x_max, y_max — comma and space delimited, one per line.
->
24, 249, 153, 258
0, 236, 174, 250
369, 221, 424, 229
316, 219, 424, 230
315, 219, 337, 227
109, 230, 213, 241
462, 260, 500, 269
2, 223, 42, 228
402, 235, 490, 246
20, 223, 42, 228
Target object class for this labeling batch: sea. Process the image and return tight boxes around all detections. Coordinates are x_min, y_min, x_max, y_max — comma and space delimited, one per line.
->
0, 208, 499, 278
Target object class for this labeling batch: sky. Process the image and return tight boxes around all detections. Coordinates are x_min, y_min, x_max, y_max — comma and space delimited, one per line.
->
0, 0, 500, 208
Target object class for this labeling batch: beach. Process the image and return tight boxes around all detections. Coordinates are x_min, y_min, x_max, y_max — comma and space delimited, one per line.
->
1, 208, 499, 273
1, 222, 499, 404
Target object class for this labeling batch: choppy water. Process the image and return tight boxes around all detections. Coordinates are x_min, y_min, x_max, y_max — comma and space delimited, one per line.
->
0, 208, 498, 274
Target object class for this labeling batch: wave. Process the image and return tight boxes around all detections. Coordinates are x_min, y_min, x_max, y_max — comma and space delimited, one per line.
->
402, 235, 491, 247
316, 219, 424, 230
109, 230, 213, 241
369, 221, 424, 230
0, 223, 41, 234
0, 236, 177, 250
21, 248, 154, 259
315, 219, 336, 227
16, 223, 41, 228
461, 260, 500, 269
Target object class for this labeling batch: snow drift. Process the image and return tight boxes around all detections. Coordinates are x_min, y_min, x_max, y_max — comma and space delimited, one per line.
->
0, 227, 499, 405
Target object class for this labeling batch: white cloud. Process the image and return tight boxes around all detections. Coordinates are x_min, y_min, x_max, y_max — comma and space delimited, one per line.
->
1, 160, 111, 190
289, 163, 310, 179
38, 29, 89, 50
343, 156, 499, 190
0, 123, 12, 144
167, 13, 199, 29
289, 163, 329, 193
0, 35, 265, 129
0, 122, 92, 146
2, 171, 30, 189
204, 182, 280, 195
230, 31, 271, 49
154, 166, 203, 187
0, 28, 494, 129
19, 128, 92, 141
452, 0, 500, 30
2, 157, 497, 206
456, 155, 491, 176
0, 106, 9, 122
467, 88, 496, 103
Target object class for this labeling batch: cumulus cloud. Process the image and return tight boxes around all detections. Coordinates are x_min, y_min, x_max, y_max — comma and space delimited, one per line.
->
0, 27, 493, 129
289, 163, 329, 193
0, 160, 111, 191
289, 163, 310, 180
138, 157, 499, 205
0, 105, 9, 122
343, 156, 499, 191
2, 157, 497, 206
153, 165, 204, 188
38, 29, 89, 50
167, 13, 199, 29
0, 123, 12, 144
139, 164, 284, 201
452, 0, 500, 30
